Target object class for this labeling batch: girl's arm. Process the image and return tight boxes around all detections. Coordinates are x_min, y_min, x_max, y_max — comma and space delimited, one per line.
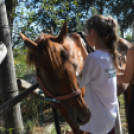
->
79, 41, 88, 61
117, 48, 134, 83
70, 33, 88, 61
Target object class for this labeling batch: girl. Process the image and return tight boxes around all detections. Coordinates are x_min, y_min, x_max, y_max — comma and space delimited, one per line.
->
71, 15, 119, 134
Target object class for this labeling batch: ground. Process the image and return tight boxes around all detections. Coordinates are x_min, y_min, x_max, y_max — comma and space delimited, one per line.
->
31, 94, 129, 134
0, 94, 129, 134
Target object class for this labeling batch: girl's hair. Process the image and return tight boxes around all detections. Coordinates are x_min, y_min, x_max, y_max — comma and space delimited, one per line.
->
85, 15, 119, 69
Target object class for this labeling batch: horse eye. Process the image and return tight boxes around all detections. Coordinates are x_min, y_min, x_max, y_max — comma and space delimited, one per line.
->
73, 63, 77, 70
61, 49, 69, 59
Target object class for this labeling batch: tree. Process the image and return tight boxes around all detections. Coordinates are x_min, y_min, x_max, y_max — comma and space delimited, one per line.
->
12, 0, 91, 48
12, 0, 134, 47
5, 0, 18, 32
107, 0, 134, 38
0, 0, 24, 134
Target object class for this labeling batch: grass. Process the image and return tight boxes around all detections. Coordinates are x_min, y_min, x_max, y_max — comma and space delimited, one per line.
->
13, 48, 35, 78
119, 94, 125, 108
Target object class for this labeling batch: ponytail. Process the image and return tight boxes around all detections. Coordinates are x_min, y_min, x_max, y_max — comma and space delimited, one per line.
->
105, 16, 119, 69
85, 15, 119, 69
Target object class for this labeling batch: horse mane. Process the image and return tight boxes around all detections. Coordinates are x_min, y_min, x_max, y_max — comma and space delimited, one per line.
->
26, 38, 64, 79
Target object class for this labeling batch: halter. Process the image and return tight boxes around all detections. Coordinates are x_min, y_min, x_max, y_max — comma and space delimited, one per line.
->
35, 61, 81, 103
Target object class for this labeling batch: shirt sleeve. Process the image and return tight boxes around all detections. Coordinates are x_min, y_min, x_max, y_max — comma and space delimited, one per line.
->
77, 54, 95, 88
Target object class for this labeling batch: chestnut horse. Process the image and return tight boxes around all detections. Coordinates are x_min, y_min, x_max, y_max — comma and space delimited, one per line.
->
20, 22, 92, 134
20, 21, 132, 134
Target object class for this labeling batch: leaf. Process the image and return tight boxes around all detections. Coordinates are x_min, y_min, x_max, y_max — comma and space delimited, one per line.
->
77, 13, 81, 16
20, 11, 24, 15
73, 0, 77, 6
0, 127, 5, 131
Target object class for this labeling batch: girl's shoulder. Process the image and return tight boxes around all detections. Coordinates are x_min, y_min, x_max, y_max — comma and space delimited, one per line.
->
86, 52, 96, 60
87, 50, 105, 59
86, 51, 101, 64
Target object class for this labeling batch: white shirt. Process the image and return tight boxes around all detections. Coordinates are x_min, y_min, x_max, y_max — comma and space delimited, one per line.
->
77, 50, 118, 134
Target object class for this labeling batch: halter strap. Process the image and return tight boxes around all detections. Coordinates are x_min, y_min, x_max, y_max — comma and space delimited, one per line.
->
55, 88, 81, 101
36, 75, 53, 98
36, 75, 81, 102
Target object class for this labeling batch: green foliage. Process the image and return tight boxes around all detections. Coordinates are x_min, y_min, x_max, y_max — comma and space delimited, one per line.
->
0, 127, 21, 134
8, 128, 14, 134
125, 33, 132, 40
8, 0, 134, 49
50, 125, 56, 134
0, 127, 5, 131
107, 0, 134, 31
13, 48, 35, 78
20, 94, 49, 133
76, 14, 83, 32
119, 95, 125, 109
24, 120, 35, 134
14, 0, 91, 37
90, 6, 99, 15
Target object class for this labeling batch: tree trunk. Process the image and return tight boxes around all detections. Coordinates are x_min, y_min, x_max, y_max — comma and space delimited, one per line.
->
115, 103, 123, 134
5, 0, 18, 28
0, 1, 24, 134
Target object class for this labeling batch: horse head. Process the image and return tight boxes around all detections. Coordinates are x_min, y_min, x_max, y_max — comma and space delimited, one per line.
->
20, 21, 91, 126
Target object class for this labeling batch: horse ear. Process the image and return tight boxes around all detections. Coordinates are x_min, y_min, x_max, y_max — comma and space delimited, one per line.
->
19, 33, 37, 52
50, 21, 68, 44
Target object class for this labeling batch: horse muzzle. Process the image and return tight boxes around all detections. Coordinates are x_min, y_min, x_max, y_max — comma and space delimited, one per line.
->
75, 108, 91, 126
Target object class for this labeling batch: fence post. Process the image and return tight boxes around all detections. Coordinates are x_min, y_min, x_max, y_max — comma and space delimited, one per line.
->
51, 106, 62, 134
115, 102, 122, 134
0, 0, 24, 133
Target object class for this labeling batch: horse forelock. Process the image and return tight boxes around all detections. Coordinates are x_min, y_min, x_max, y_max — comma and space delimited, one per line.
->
64, 37, 75, 57
47, 44, 65, 79
63, 37, 85, 75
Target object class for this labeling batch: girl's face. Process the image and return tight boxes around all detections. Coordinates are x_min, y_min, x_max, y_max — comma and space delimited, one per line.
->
86, 29, 95, 47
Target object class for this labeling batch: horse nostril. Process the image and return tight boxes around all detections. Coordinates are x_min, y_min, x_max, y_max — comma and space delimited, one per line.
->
76, 115, 84, 124
87, 108, 91, 117
75, 109, 91, 125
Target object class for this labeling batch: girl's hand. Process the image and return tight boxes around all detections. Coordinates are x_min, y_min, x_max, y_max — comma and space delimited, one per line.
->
70, 32, 88, 61
70, 32, 83, 48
